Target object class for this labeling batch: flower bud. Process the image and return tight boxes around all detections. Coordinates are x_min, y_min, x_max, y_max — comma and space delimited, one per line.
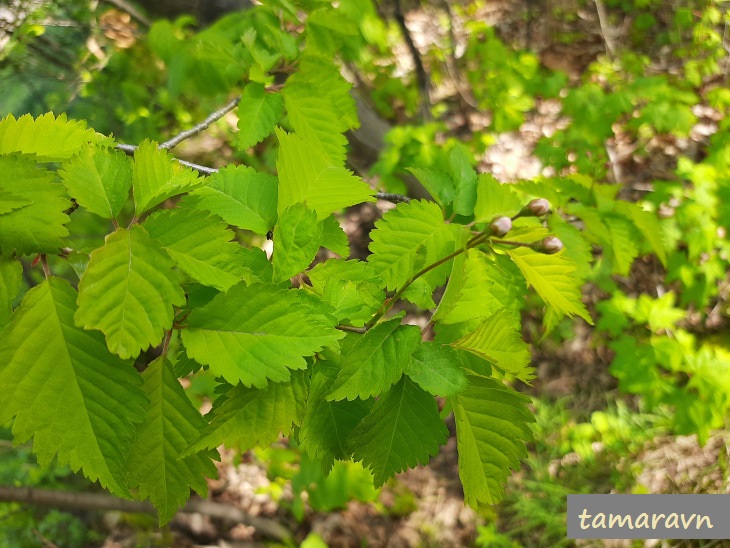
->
489, 216, 512, 237
519, 198, 551, 218
533, 236, 563, 254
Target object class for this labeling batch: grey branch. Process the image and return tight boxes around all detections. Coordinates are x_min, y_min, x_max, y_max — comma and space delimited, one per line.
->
0, 486, 291, 541
160, 95, 242, 150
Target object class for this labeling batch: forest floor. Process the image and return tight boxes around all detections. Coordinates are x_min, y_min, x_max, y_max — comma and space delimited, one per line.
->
92, 2, 730, 547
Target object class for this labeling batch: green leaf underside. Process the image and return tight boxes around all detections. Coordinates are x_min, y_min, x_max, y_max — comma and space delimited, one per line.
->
125, 357, 218, 525
0, 258, 22, 327
473, 173, 522, 223
507, 246, 593, 324
368, 200, 462, 292
0, 278, 146, 497
449, 145, 478, 217
276, 128, 374, 221
453, 309, 534, 383
0, 154, 71, 256
237, 82, 284, 150
348, 377, 448, 487
308, 259, 384, 327
59, 145, 132, 219
182, 164, 278, 235
406, 342, 469, 397
273, 203, 323, 283
76, 226, 186, 359
407, 167, 455, 207
0, 112, 114, 161
183, 371, 308, 455
143, 208, 251, 291
451, 376, 534, 506
321, 215, 350, 258
132, 140, 202, 216
299, 360, 372, 472
182, 283, 343, 388
327, 316, 421, 401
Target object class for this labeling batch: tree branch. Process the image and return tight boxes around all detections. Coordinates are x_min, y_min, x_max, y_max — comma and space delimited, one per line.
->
393, 0, 431, 121
0, 486, 291, 541
159, 96, 241, 150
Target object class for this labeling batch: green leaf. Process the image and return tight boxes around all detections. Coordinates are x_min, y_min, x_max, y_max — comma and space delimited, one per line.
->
0, 278, 146, 497
0, 259, 21, 327
273, 203, 323, 283
0, 188, 32, 214
0, 155, 71, 256
451, 376, 534, 506
182, 283, 343, 388
125, 357, 218, 525
284, 93, 349, 164
237, 82, 284, 150
327, 317, 421, 401
183, 371, 308, 455
181, 165, 278, 235
407, 167, 455, 208
604, 214, 640, 276
547, 216, 592, 281
406, 342, 468, 397
308, 259, 385, 327
0, 113, 114, 161
59, 145, 132, 219
348, 377, 448, 487
507, 246, 593, 324
449, 145, 478, 217
614, 201, 666, 265
143, 208, 251, 291
132, 140, 202, 216
452, 309, 534, 383
473, 173, 522, 223
368, 200, 462, 292
299, 361, 372, 472
76, 226, 186, 359
276, 128, 374, 221
434, 250, 518, 325
321, 215, 350, 258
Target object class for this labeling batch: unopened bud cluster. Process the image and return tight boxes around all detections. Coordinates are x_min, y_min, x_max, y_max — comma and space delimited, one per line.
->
485, 198, 564, 255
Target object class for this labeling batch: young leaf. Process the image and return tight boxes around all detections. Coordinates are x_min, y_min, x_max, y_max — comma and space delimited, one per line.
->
181, 165, 278, 235
604, 214, 640, 276
348, 377, 448, 487
452, 309, 534, 383
321, 215, 350, 258
273, 203, 323, 283
125, 357, 218, 525
182, 283, 343, 388
143, 208, 251, 291
59, 145, 132, 220
327, 317, 421, 401
284, 93, 349, 163
407, 167, 455, 208
237, 82, 283, 150
299, 360, 372, 472
0, 278, 146, 497
0, 154, 71, 256
449, 145, 478, 217
473, 173, 522, 223
0, 112, 114, 161
368, 200, 462, 292
451, 376, 534, 506
307, 259, 385, 327
76, 226, 186, 359
507, 246, 593, 324
0, 258, 21, 327
183, 371, 308, 456
613, 200, 667, 265
132, 140, 202, 216
406, 342, 469, 397
276, 128, 374, 221
0, 188, 32, 214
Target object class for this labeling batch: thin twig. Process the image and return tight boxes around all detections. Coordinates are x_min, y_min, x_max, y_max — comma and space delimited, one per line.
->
376, 191, 410, 203
160, 96, 241, 150
40, 255, 51, 279
393, 0, 431, 121
594, 0, 616, 60
0, 486, 291, 541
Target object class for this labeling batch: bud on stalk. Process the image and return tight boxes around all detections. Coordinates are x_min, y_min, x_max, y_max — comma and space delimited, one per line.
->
489, 216, 512, 237
532, 236, 563, 254
517, 198, 551, 218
